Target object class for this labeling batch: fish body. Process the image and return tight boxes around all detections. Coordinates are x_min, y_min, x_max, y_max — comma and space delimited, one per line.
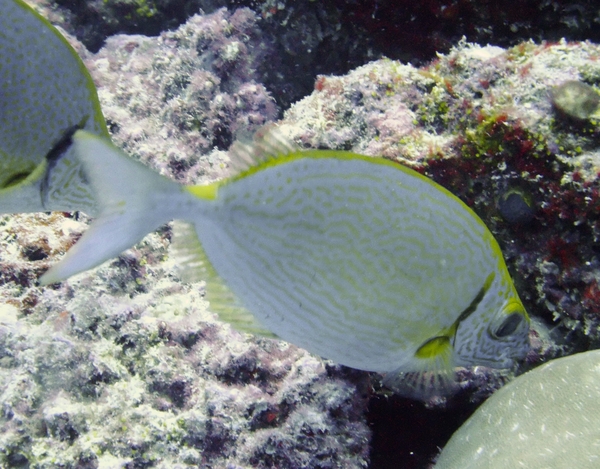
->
40, 131, 530, 394
0, 0, 107, 214
197, 154, 526, 373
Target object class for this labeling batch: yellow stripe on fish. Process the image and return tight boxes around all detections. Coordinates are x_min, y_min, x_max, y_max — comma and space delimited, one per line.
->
39, 130, 530, 399
0, 0, 108, 214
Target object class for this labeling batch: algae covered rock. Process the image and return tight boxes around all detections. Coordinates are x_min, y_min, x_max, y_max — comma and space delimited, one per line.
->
435, 350, 600, 469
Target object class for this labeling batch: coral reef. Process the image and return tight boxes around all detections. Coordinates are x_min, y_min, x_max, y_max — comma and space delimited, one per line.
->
28, 0, 380, 108
435, 349, 600, 468
86, 7, 278, 184
26, 0, 600, 110
34, 0, 600, 56
3, 1, 600, 467
0, 212, 371, 467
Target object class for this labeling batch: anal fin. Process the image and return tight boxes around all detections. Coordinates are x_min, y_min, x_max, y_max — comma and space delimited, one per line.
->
171, 221, 277, 338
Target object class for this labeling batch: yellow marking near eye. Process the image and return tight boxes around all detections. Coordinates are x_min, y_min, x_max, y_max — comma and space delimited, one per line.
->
416, 335, 452, 359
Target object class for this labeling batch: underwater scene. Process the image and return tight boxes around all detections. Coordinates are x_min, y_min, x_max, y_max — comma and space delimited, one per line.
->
1, 0, 600, 467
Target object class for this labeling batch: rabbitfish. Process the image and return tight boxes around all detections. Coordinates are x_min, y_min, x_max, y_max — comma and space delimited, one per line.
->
39, 130, 530, 398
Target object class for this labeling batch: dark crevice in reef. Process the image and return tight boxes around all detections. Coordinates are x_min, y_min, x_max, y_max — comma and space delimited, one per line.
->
367, 392, 481, 469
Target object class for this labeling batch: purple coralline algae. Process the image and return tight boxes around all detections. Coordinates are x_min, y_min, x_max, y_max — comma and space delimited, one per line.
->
2, 2, 600, 468
86, 7, 278, 184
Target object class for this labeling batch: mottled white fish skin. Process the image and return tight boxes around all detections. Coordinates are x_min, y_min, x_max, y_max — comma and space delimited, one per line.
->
0, 0, 107, 214
42, 131, 530, 383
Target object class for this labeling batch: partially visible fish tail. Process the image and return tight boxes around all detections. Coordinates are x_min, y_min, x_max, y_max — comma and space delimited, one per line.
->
40, 130, 183, 285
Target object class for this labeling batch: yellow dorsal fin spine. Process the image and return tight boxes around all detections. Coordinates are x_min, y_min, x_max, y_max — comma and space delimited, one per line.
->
227, 125, 298, 174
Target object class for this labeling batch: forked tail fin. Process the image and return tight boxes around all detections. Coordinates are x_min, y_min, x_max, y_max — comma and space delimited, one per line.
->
40, 131, 185, 285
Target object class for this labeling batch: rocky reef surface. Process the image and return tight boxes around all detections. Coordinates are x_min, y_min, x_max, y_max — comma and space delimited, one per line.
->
31, 0, 600, 109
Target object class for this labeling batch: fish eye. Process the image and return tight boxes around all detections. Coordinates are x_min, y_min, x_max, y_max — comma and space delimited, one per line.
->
491, 313, 524, 338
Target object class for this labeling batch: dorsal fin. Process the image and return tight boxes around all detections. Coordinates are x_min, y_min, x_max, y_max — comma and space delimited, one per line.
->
170, 221, 278, 338
227, 124, 298, 174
